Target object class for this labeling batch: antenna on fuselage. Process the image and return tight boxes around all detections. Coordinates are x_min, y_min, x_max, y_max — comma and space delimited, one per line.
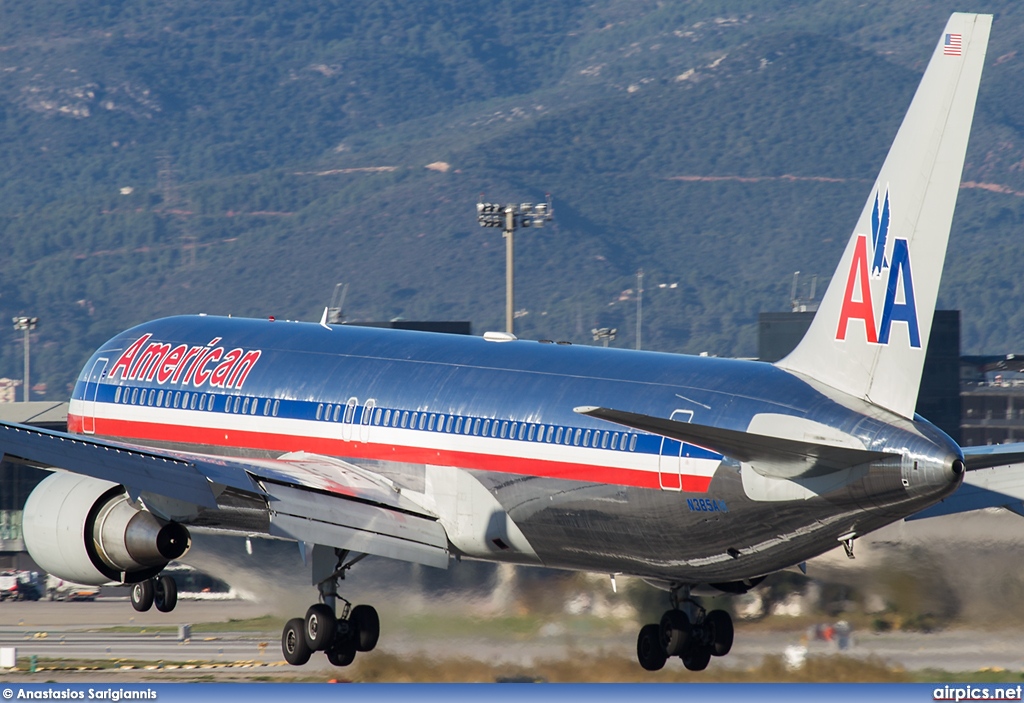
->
326, 282, 349, 325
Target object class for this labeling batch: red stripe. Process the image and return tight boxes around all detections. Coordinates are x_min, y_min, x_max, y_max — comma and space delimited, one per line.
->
68, 413, 713, 493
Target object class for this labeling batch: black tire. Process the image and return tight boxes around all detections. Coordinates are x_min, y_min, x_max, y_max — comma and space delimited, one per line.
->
659, 609, 692, 657
636, 623, 667, 671
350, 604, 380, 652
154, 575, 178, 613
130, 579, 154, 612
304, 603, 337, 651
282, 618, 312, 666
326, 639, 357, 667
682, 644, 712, 671
704, 609, 734, 656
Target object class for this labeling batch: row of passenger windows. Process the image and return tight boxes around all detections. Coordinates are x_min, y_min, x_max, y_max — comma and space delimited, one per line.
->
360, 406, 637, 451
113, 387, 637, 452
114, 385, 280, 417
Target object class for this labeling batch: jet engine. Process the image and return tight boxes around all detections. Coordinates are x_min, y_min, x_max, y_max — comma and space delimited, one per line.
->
23, 472, 191, 585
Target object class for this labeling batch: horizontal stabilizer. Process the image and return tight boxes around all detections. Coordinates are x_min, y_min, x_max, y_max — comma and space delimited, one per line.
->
574, 406, 896, 479
963, 443, 1024, 472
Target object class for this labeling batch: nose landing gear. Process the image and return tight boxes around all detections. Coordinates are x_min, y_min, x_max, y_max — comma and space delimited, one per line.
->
636, 586, 734, 672
281, 548, 381, 668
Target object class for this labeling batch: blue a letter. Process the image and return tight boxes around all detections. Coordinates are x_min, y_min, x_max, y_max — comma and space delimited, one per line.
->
878, 238, 921, 347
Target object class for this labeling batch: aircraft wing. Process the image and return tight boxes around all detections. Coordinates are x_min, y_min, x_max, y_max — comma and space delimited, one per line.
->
909, 443, 1024, 520
0, 421, 450, 568
574, 405, 897, 479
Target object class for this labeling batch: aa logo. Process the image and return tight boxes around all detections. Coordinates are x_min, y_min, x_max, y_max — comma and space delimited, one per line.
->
835, 188, 921, 348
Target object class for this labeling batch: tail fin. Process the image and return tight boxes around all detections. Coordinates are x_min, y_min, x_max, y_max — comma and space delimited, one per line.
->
776, 13, 991, 419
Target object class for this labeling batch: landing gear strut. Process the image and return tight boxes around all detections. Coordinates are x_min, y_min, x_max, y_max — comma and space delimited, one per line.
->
130, 574, 178, 613
281, 548, 380, 668
636, 586, 733, 672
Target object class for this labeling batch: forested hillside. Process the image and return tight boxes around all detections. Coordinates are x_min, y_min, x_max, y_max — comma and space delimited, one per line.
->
1, 1, 1023, 398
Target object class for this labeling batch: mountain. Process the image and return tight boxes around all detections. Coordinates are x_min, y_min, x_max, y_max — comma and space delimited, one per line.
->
1, 0, 1023, 398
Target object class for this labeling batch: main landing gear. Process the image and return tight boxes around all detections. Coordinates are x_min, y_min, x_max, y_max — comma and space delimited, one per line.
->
130, 574, 178, 613
281, 549, 380, 668
636, 587, 734, 672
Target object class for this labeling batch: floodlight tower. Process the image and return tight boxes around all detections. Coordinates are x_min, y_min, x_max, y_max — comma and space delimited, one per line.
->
476, 196, 554, 335
12, 316, 38, 402
592, 327, 617, 347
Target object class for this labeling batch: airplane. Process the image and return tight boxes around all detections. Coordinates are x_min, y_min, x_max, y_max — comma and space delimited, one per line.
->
2, 12, 1008, 673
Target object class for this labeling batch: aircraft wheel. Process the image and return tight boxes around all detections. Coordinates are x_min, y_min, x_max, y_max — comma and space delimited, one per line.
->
682, 644, 712, 671
304, 603, 337, 651
130, 579, 154, 612
350, 604, 380, 652
705, 609, 733, 656
282, 618, 312, 666
636, 623, 667, 671
326, 639, 357, 667
154, 575, 178, 613
659, 609, 692, 657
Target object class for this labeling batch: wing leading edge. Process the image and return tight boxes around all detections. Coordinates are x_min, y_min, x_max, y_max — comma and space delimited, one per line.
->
0, 420, 449, 569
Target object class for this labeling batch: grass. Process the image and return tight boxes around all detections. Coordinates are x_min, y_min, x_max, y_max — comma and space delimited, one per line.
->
93, 615, 284, 635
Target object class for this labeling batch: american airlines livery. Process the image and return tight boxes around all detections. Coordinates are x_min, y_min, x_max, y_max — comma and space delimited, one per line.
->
3, 13, 1013, 672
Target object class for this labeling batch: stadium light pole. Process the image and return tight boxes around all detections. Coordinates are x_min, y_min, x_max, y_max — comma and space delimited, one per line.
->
13, 316, 38, 402
477, 196, 553, 335
592, 327, 617, 348
635, 269, 644, 350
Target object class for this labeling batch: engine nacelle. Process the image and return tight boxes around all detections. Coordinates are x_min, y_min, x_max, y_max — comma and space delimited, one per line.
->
23, 472, 191, 585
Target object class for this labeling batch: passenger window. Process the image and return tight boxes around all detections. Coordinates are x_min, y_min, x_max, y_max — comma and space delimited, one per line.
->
491, 421, 499, 438
242, 397, 250, 414
130, 388, 138, 404
233, 397, 240, 413
500, 422, 508, 439
114, 387, 122, 403
473, 419, 481, 435
374, 407, 383, 425
198, 394, 206, 411
555, 427, 563, 443
527, 425, 536, 441
454, 417, 462, 433
273, 399, 280, 416
401, 411, 409, 428
583, 430, 591, 446
546, 426, 554, 442
263, 399, 271, 416
428, 414, 436, 431
611, 433, 619, 450
418, 413, 426, 430
482, 419, 490, 436
445, 416, 453, 433
250, 398, 258, 414
345, 399, 357, 424
157, 390, 164, 406
333, 405, 341, 422
629, 434, 637, 451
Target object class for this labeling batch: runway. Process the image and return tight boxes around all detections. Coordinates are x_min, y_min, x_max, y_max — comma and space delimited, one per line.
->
3, 597, 1024, 681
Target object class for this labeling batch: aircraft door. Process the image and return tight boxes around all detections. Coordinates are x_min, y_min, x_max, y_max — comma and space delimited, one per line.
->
658, 409, 694, 491
341, 397, 358, 441
81, 357, 109, 435
359, 399, 375, 444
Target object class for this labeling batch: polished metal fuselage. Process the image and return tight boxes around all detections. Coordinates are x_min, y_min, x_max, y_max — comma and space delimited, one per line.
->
71, 316, 964, 584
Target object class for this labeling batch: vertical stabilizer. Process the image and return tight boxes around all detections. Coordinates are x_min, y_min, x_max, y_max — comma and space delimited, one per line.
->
776, 13, 991, 419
